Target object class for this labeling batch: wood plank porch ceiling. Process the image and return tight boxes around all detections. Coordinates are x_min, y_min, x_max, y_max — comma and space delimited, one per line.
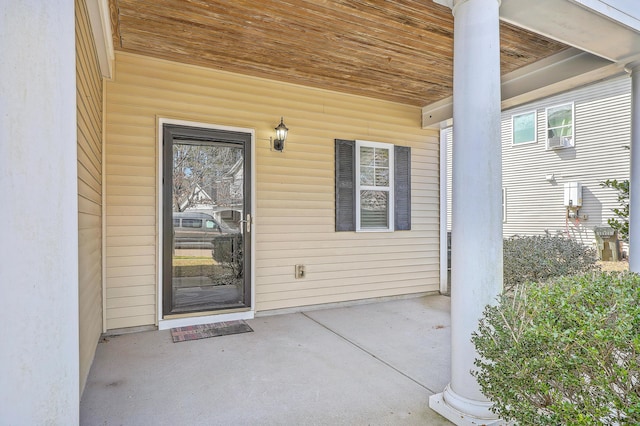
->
108, 0, 568, 106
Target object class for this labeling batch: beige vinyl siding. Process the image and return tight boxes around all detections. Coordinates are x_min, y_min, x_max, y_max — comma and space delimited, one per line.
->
76, 0, 103, 393
105, 52, 440, 328
446, 77, 631, 247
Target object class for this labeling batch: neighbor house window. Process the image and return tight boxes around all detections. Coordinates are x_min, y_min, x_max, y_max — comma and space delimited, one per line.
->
546, 103, 574, 149
335, 139, 411, 232
512, 111, 537, 145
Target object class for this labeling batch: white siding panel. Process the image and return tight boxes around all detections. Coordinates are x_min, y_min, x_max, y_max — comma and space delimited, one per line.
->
445, 127, 453, 232
502, 77, 630, 246
105, 52, 440, 327
446, 77, 631, 248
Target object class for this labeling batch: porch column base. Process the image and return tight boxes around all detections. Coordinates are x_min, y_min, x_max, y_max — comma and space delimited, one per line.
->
429, 385, 504, 426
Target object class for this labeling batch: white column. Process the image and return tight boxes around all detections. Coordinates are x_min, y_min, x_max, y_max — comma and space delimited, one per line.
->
429, 0, 504, 424
0, 1, 79, 424
628, 63, 640, 273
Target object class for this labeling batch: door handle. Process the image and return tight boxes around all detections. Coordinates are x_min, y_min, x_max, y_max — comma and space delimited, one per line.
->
240, 214, 251, 233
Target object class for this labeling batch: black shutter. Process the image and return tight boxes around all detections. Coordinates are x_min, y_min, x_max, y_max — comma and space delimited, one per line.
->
335, 139, 356, 231
394, 145, 411, 230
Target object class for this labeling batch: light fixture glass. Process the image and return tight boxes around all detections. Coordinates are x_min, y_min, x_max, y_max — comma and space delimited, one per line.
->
273, 117, 288, 151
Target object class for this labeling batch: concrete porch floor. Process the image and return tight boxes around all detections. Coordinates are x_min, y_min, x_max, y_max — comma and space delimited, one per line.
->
80, 295, 453, 425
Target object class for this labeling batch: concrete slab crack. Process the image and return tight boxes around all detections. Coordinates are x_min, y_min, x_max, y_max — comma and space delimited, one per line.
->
301, 312, 438, 394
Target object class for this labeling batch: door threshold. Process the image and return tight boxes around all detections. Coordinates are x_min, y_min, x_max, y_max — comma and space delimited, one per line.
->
159, 309, 254, 330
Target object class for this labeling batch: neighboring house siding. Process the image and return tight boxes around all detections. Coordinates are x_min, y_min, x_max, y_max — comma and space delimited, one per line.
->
76, 0, 103, 393
104, 52, 439, 329
445, 129, 453, 233
446, 76, 631, 246
502, 77, 630, 245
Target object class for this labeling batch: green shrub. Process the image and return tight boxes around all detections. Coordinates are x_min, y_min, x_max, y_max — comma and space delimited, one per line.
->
503, 235, 599, 293
472, 273, 640, 425
601, 178, 629, 242
212, 233, 243, 278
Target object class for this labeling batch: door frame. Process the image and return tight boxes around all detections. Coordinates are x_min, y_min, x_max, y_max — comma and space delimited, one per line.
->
156, 117, 256, 330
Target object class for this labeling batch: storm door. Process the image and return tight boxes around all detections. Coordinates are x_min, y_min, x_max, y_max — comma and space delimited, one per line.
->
162, 124, 251, 316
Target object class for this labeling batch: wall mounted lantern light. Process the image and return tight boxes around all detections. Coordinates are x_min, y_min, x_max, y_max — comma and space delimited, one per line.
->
272, 117, 288, 152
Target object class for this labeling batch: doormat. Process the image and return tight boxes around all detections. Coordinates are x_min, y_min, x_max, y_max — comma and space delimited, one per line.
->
170, 320, 253, 343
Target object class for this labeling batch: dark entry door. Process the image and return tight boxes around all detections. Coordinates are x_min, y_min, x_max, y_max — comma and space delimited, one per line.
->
162, 124, 251, 316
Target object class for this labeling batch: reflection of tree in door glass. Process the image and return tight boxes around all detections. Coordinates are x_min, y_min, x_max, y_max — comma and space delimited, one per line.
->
170, 142, 245, 313
173, 144, 243, 215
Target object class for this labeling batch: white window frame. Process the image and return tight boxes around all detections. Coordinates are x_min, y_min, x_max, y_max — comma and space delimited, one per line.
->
511, 111, 537, 145
355, 140, 394, 232
545, 102, 575, 150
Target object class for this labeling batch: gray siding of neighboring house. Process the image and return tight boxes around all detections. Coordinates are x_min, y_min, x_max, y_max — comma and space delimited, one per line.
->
445, 129, 453, 234
446, 76, 631, 250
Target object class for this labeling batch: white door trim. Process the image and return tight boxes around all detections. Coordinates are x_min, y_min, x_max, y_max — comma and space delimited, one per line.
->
156, 117, 256, 328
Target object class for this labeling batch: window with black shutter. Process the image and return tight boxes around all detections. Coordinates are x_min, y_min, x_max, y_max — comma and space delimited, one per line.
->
335, 139, 411, 232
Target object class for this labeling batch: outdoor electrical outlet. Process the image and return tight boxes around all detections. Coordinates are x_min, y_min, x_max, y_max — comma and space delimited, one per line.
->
295, 264, 305, 279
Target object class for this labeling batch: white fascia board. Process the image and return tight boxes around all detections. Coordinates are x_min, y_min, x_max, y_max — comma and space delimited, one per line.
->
501, 59, 625, 110
421, 48, 624, 128
85, 0, 114, 79
500, 0, 640, 63
500, 49, 611, 98
421, 96, 455, 129
500, 48, 625, 109
432, 0, 453, 8
573, 0, 640, 32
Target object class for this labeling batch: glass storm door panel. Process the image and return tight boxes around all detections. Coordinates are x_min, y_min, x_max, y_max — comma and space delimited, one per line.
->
162, 124, 251, 316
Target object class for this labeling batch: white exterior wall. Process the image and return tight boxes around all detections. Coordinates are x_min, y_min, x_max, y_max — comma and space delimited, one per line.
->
446, 76, 631, 247
0, 1, 79, 424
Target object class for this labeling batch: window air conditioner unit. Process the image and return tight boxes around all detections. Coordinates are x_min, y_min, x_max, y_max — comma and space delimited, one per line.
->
547, 136, 571, 150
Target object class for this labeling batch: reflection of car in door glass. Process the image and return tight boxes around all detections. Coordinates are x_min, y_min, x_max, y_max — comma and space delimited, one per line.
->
173, 211, 237, 249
